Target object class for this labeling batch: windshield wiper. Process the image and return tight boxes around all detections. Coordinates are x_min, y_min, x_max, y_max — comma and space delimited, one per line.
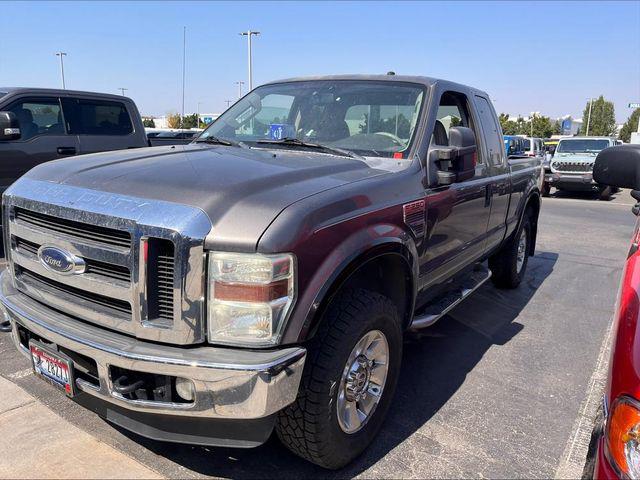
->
194, 136, 239, 147
256, 138, 361, 159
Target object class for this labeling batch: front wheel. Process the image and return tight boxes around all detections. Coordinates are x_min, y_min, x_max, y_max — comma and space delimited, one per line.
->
276, 288, 402, 469
598, 185, 613, 201
541, 182, 551, 197
489, 213, 531, 289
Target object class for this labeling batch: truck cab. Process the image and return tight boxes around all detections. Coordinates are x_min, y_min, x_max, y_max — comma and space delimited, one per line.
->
0, 88, 148, 201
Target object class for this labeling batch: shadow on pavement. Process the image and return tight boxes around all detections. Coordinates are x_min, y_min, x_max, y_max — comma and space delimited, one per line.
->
111, 252, 558, 478
549, 189, 620, 202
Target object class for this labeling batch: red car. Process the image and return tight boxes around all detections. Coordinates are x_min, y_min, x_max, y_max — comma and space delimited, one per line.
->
592, 144, 640, 479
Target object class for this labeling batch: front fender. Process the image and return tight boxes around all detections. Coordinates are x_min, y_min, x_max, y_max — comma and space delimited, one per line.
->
280, 223, 419, 344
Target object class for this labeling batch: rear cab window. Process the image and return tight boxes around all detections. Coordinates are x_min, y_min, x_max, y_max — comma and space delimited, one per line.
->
473, 95, 504, 166
62, 98, 133, 135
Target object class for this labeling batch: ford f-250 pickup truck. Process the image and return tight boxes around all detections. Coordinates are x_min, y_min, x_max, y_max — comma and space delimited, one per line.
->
0, 75, 541, 469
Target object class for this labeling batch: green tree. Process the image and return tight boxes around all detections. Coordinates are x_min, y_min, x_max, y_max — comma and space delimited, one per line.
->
619, 108, 640, 143
529, 115, 556, 138
499, 113, 518, 135
552, 120, 562, 135
142, 118, 155, 128
181, 113, 199, 129
579, 95, 616, 136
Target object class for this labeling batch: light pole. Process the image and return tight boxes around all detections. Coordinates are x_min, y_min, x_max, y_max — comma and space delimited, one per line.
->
239, 30, 260, 91
586, 98, 594, 136
118, 88, 128, 96
181, 26, 187, 130
235, 81, 245, 99
225, 100, 233, 109
55, 52, 67, 89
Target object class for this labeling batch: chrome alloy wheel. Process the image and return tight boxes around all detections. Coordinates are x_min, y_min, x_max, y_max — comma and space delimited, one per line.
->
337, 330, 389, 434
516, 228, 527, 274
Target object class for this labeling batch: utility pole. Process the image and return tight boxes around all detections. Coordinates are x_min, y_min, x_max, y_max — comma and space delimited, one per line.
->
235, 81, 245, 99
530, 112, 534, 137
118, 88, 128, 96
197, 101, 203, 129
225, 100, 233, 109
181, 26, 186, 130
239, 30, 260, 91
55, 52, 67, 89
586, 98, 594, 136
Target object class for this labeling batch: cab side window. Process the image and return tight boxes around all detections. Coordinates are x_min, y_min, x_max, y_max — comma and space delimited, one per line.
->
63, 98, 133, 136
8, 98, 64, 141
474, 96, 504, 166
432, 91, 473, 148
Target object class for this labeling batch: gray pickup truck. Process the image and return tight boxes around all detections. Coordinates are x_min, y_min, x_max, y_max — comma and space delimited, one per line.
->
0, 75, 541, 469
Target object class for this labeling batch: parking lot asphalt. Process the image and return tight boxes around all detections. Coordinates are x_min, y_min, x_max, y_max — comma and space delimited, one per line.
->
0, 189, 636, 479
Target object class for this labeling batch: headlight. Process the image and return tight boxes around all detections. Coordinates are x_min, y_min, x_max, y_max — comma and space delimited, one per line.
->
606, 396, 640, 478
207, 252, 295, 346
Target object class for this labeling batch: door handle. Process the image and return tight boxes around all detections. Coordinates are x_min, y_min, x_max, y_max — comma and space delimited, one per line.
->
57, 147, 76, 156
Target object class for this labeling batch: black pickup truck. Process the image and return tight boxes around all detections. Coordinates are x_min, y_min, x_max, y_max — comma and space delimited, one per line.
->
0, 88, 150, 201
0, 75, 541, 469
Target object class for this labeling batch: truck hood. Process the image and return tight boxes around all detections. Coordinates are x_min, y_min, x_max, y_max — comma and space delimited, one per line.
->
24, 144, 388, 250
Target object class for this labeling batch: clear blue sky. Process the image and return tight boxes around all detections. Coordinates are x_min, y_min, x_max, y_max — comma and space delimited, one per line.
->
1, 1, 639, 122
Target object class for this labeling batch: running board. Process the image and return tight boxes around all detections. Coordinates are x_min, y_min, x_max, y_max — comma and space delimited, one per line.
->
409, 265, 492, 331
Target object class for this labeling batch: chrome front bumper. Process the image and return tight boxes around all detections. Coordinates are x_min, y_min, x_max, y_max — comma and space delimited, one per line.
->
0, 271, 306, 420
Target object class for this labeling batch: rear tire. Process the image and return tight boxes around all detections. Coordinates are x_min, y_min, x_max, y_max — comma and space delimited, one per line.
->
276, 288, 402, 469
489, 212, 531, 289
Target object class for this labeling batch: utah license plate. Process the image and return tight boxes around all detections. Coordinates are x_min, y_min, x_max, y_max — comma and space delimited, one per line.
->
29, 341, 75, 397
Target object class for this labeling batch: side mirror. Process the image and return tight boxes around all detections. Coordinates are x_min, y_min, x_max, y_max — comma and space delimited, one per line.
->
593, 145, 640, 190
0, 112, 20, 141
434, 126, 477, 185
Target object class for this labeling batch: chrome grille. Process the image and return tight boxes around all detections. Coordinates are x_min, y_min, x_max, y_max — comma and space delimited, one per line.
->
157, 250, 175, 320
14, 237, 131, 282
3, 178, 211, 345
552, 161, 593, 173
14, 207, 131, 249
16, 266, 132, 317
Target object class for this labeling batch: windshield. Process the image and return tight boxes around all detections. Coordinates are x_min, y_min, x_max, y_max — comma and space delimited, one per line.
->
556, 139, 610, 153
199, 80, 426, 158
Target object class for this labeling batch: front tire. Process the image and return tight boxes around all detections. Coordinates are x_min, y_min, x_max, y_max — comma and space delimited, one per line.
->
598, 185, 612, 201
541, 182, 551, 197
489, 212, 531, 289
276, 288, 402, 469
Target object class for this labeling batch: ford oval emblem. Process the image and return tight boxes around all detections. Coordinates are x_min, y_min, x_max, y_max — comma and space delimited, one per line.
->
37, 246, 86, 276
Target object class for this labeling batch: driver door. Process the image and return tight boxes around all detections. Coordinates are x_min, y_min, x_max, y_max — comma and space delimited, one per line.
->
418, 90, 492, 291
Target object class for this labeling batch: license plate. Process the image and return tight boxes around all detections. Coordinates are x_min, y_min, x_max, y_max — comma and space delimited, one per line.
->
29, 341, 75, 397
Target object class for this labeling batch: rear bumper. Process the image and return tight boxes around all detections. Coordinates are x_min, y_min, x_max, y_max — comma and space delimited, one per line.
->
0, 270, 306, 446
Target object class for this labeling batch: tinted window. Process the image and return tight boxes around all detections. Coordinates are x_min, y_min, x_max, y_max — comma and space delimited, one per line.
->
8, 98, 64, 140
64, 99, 133, 135
474, 96, 504, 166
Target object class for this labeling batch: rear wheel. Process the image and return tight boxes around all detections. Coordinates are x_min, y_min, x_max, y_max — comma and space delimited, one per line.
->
489, 212, 531, 289
276, 288, 402, 469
